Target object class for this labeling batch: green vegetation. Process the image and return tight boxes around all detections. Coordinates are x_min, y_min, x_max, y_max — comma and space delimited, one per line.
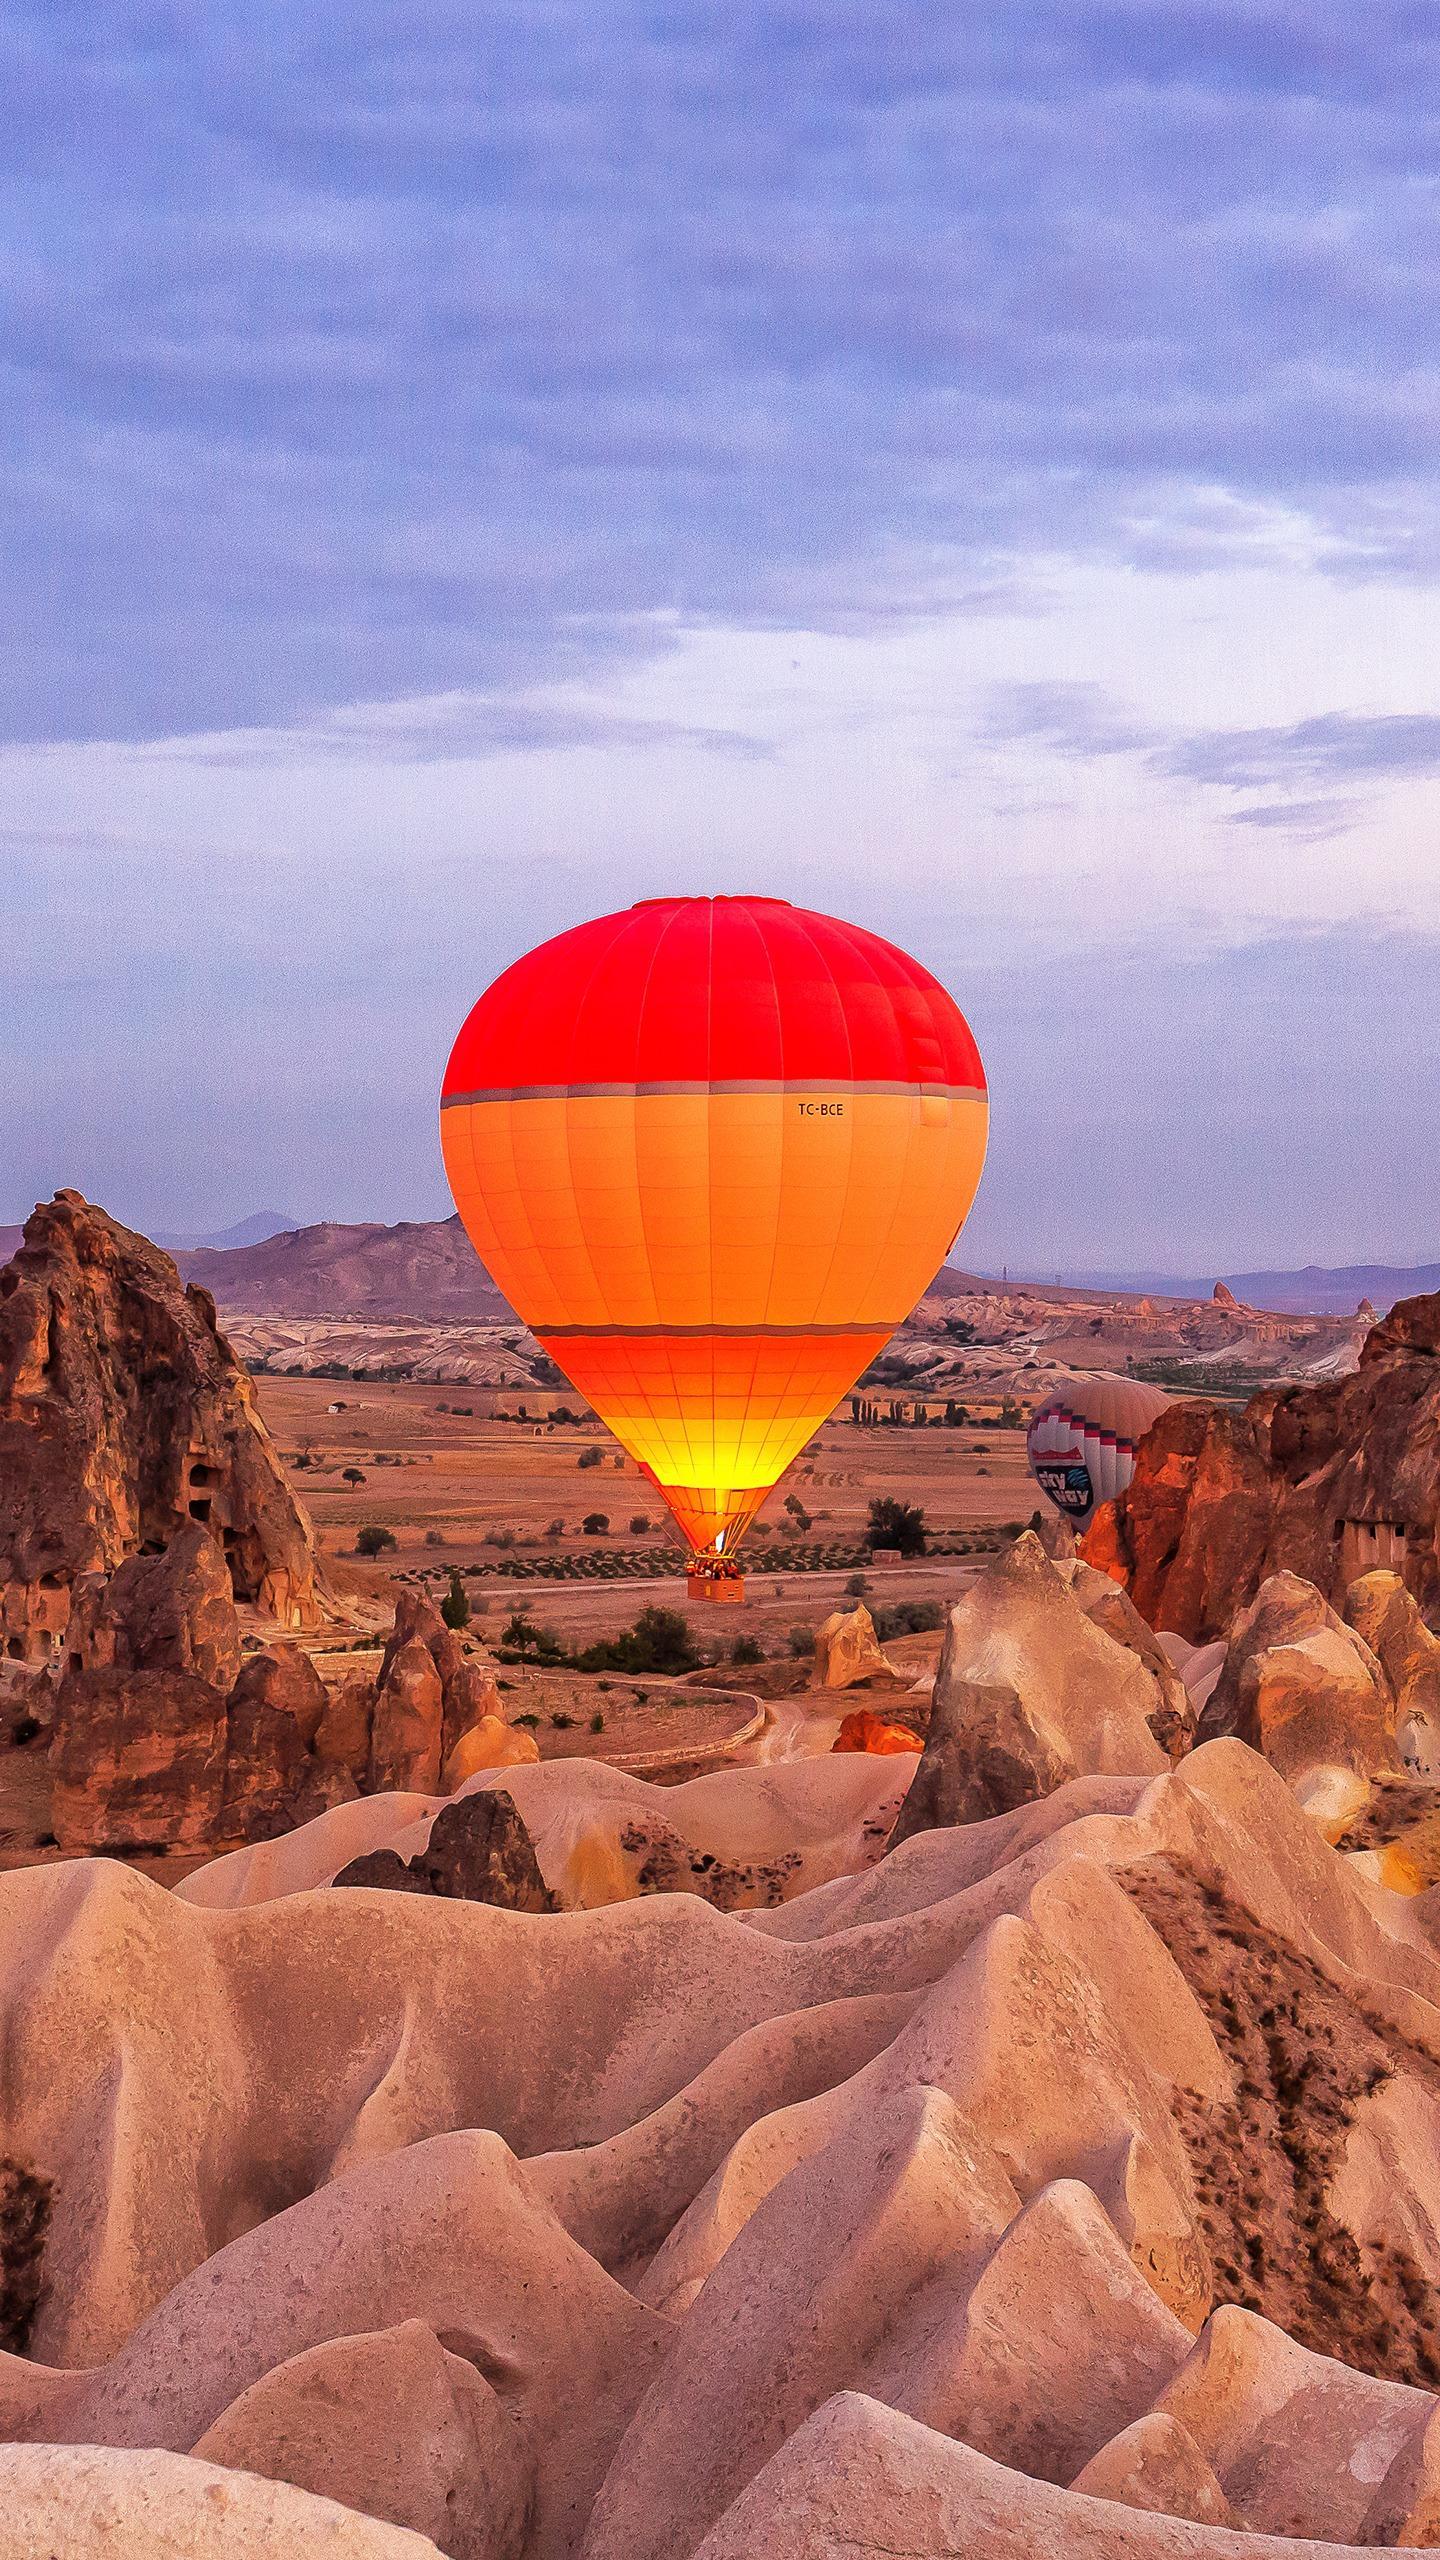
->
865, 1496, 927, 1556
440, 1567, 471, 1632
872, 1599, 945, 1639
729, 1634, 763, 1666
499, 1609, 566, 1664
497, 1603, 699, 1678
574, 1606, 699, 1676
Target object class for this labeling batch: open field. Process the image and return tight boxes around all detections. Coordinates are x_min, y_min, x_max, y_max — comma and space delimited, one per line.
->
255, 1376, 1037, 1656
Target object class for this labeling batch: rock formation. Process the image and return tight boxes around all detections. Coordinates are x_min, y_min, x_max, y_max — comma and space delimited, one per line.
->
221, 1645, 354, 1840
1083, 1289, 1440, 1641
1195, 1571, 1402, 1835
0, 1194, 328, 1666
333, 1789, 557, 1911
20, 1503, 517, 1855
49, 1661, 230, 1854
831, 1708, 923, 1756
46, 1531, 356, 1854
441, 1713, 540, 1788
369, 1640, 444, 1794
890, 1533, 1167, 1843
808, 1602, 895, 1691
10, 1741, 1440, 2554
62, 1519, 242, 1692
1345, 1569, 1440, 1774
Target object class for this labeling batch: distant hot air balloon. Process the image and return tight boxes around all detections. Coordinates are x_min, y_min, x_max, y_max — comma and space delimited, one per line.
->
1025, 1373, 1172, 1529
441, 896, 988, 1590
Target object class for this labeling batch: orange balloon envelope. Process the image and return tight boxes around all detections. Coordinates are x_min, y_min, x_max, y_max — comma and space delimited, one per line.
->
440, 896, 988, 1564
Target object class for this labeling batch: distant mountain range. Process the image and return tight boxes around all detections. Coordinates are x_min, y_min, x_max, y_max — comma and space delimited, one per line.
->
2, 1205, 1435, 1323
1218, 1263, 1440, 1316
178, 1214, 513, 1323
0, 1207, 299, 1263
154, 1209, 300, 1252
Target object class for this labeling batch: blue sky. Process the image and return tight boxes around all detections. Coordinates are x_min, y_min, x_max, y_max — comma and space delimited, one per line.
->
4, 2, 1438, 1272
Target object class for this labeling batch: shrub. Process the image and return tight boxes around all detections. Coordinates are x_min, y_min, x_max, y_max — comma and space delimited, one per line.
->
500, 1610, 564, 1664
577, 1445, 603, 1470
628, 1513, 652, 1536
590, 1711, 605, 1734
575, 1607, 699, 1676
730, 1634, 763, 1666
544, 1517, 564, 1539
844, 1571, 870, 1598
872, 1599, 945, 1639
423, 1527, 445, 1548
787, 1624, 813, 1657
581, 1512, 610, 1536
355, 1525, 397, 1558
483, 1526, 517, 1548
551, 1711, 574, 1729
513, 1710, 539, 1728
440, 1567, 471, 1632
865, 1497, 927, 1556
783, 1492, 813, 1532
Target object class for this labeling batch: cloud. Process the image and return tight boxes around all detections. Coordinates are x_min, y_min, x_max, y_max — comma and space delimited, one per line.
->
1162, 711, 1440, 790
984, 680, 1440, 837
140, 683, 776, 768
4, 0, 1440, 743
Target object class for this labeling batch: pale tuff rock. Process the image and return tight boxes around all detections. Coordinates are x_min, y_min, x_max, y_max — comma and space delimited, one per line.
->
808, 1602, 895, 1691
890, 1532, 1167, 1843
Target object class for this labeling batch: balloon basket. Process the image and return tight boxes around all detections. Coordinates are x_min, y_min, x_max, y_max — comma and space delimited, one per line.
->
687, 1569, 746, 1604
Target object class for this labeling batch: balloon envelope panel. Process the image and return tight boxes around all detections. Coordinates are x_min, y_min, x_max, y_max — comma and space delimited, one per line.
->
1026, 1374, 1172, 1529
441, 896, 988, 1558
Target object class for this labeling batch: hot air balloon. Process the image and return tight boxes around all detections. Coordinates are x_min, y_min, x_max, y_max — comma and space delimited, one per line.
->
1025, 1374, 1171, 1530
441, 896, 988, 1594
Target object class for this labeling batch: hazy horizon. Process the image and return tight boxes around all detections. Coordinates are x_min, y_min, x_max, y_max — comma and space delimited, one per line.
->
6, 6, 1439, 1269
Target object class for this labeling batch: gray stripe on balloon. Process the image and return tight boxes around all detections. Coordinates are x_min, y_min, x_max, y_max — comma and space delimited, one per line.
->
441, 1080, 987, 1105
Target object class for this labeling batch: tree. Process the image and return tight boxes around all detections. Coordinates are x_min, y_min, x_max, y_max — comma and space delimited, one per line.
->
576, 1606, 699, 1675
865, 1497, 927, 1556
581, 1511, 610, 1536
355, 1524, 398, 1558
783, 1491, 813, 1533
500, 1609, 564, 1664
441, 1567, 471, 1631
342, 1466, 366, 1487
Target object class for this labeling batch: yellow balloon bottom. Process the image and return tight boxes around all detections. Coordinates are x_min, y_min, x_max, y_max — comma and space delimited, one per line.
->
532, 1322, 892, 1555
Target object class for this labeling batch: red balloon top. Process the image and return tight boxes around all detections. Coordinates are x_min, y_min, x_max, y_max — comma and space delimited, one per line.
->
442, 896, 985, 1094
